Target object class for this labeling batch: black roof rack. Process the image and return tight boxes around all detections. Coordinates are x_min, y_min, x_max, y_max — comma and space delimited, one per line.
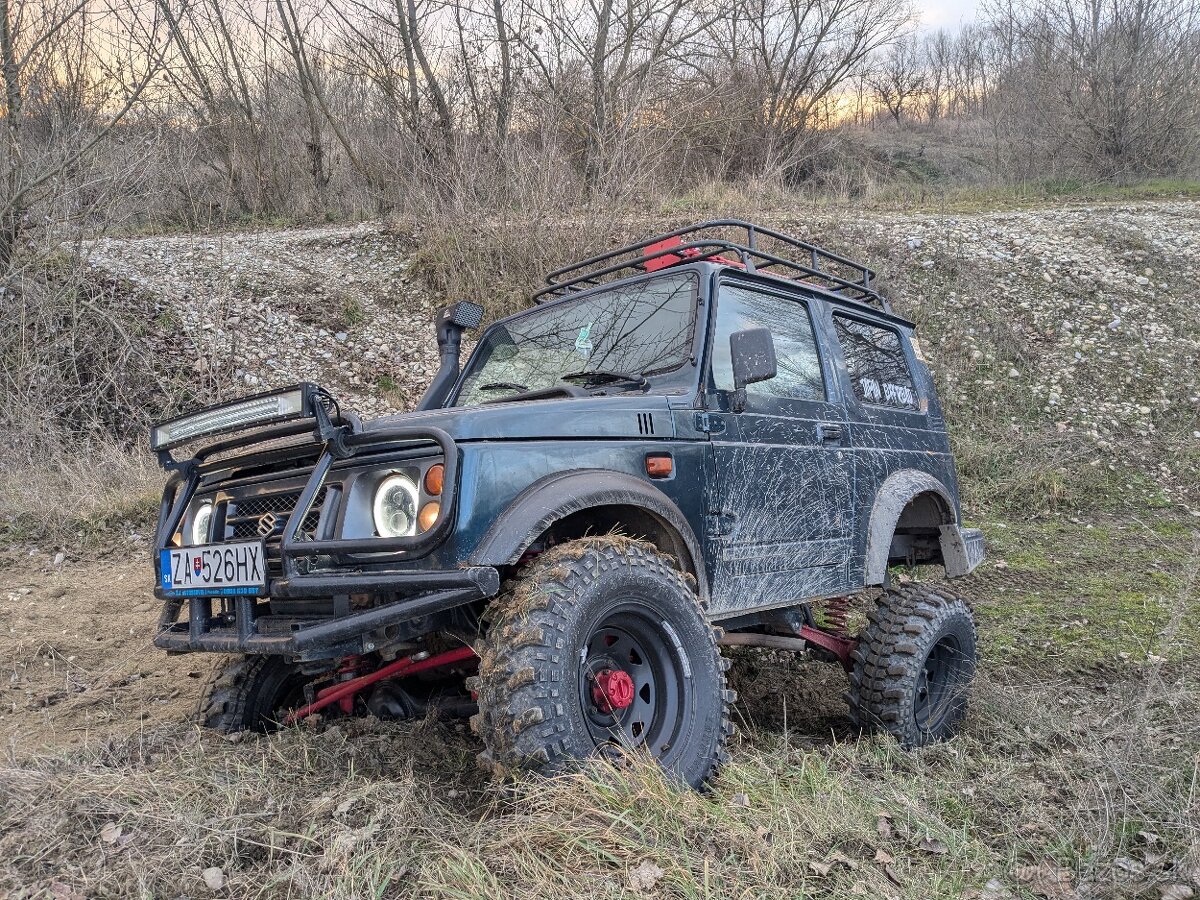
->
532, 219, 888, 312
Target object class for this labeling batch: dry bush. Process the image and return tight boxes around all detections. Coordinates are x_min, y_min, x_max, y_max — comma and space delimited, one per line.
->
0, 257, 200, 443
0, 258, 199, 543
0, 442, 160, 545
411, 214, 631, 320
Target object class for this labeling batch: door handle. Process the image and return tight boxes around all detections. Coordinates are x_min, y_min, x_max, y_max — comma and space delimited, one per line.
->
816, 423, 844, 443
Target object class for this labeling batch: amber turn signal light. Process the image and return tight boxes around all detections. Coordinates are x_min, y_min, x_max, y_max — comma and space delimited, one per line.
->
645, 454, 673, 478
424, 463, 444, 495
418, 501, 441, 532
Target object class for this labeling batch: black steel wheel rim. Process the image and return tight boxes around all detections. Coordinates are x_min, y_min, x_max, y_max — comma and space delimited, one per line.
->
914, 634, 966, 732
258, 673, 313, 729
579, 602, 688, 757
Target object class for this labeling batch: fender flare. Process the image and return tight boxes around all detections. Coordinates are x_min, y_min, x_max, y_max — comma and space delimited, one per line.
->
863, 469, 957, 585
469, 469, 709, 600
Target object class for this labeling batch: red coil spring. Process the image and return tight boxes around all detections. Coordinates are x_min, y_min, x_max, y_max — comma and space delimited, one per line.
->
822, 596, 851, 637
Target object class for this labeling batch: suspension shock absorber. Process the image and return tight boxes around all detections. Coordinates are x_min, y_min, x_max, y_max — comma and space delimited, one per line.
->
332, 654, 366, 715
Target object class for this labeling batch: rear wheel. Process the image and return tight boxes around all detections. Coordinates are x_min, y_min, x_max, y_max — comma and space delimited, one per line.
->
469, 538, 734, 789
847, 583, 977, 748
195, 655, 315, 733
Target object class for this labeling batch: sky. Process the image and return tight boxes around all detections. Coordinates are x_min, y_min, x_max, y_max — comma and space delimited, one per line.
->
916, 0, 984, 31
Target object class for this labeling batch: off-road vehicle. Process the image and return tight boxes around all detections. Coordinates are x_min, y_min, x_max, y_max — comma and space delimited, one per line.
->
150, 221, 984, 788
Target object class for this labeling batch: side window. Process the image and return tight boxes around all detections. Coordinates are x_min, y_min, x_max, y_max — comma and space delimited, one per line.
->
712, 283, 825, 401
833, 316, 920, 411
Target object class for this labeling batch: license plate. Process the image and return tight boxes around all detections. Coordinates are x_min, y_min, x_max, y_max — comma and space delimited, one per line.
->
159, 541, 268, 597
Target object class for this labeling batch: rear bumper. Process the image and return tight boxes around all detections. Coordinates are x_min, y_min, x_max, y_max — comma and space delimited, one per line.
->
153, 566, 499, 659
941, 524, 986, 577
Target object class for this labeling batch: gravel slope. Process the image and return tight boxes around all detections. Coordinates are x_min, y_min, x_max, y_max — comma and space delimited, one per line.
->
80, 200, 1199, 508
84, 223, 442, 417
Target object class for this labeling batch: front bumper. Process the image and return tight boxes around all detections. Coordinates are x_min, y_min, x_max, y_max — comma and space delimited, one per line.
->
152, 415, 489, 659
153, 566, 499, 658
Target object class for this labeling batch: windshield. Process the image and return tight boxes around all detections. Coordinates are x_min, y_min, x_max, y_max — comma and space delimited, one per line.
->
453, 272, 698, 406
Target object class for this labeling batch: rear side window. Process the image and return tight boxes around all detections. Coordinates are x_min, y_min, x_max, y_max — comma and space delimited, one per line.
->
712, 283, 825, 401
833, 316, 920, 411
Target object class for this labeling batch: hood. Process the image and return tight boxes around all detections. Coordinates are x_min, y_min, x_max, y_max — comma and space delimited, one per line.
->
360, 393, 678, 442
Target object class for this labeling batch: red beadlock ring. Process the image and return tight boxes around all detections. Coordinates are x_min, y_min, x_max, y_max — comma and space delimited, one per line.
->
592, 668, 635, 713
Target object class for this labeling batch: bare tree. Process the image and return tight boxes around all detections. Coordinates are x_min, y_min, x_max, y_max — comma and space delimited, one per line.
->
0, 0, 166, 266
871, 36, 926, 126
922, 29, 951, 121
705, 0, 914, 177
517, 0, 716, 187
1002, 0, 1200, 177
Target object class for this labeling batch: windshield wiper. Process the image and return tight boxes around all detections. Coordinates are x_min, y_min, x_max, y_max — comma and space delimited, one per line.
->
478, 381, 529, 393
560, 369, 649, 390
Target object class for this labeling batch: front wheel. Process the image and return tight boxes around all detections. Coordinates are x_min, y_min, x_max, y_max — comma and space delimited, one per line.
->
847, 583, 977, 748
195, 655, 316, 733
469, 538, 734, 789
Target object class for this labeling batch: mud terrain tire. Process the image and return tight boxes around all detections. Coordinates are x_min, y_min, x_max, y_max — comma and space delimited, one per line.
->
195, 655, 314, 733
468, 538, 734, 789
848, 583, 977, 748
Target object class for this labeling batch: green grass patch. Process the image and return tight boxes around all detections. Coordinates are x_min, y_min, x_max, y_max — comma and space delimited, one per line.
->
863, 176, 1200, 214
962, 516, 1198, 667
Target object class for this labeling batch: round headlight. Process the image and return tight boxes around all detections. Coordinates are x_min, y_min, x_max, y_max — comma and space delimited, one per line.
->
190, 502, 213, 545
373, 474, 419, 538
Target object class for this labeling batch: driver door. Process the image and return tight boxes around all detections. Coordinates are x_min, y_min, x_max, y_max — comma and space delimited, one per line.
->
703, 280, 855, 617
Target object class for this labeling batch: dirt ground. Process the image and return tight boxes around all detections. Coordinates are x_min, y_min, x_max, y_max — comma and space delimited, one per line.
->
4, 511, 1194, 760
0, 547, 851, 756
2, 199, 1197, 896
0, 549, 215, 754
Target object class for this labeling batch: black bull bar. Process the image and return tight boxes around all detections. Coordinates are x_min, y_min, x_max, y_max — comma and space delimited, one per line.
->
151, 418, 499, 658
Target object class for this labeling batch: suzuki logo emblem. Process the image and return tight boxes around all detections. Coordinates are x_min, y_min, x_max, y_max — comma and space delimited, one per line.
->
256, 512, 279, 537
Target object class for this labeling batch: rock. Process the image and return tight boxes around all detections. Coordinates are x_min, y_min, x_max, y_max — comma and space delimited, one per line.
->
202, 867, 225, 891
53, 552, 65, 566
627, 860, 665, 892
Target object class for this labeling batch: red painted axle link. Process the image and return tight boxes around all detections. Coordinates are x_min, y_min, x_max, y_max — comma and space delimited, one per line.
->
283, 645, 477, 725
797, 624, 857, 671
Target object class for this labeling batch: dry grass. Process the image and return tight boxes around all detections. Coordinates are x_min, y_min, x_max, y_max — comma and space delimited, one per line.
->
2, 199, 1197, 898
0, 444, 160, 546
1, 663, 1196, 899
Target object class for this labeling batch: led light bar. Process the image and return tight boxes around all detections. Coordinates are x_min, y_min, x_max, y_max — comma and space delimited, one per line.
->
151, 384, 317, 451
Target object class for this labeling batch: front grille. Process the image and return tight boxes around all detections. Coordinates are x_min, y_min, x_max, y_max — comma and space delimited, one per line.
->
217, 485, 333, 575
224, 489, 327, 540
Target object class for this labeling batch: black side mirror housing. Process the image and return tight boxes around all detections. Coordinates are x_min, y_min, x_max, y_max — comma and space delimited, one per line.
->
729, 327, 777, 412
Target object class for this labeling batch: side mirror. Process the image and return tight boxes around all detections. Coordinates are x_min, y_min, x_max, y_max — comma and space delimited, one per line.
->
729, 327, 776, 412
